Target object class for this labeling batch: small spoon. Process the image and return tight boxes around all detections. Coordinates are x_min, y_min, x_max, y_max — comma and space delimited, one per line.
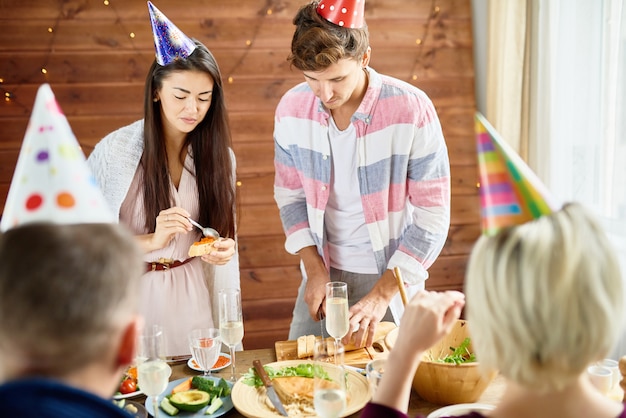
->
188, 218, 220, 240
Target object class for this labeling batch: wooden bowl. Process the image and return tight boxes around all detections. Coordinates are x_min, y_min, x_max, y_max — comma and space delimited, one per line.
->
385, 319, 496, 405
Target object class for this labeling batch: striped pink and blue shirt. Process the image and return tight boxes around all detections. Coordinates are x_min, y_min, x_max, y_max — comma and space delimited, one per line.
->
273, 67, 450, 287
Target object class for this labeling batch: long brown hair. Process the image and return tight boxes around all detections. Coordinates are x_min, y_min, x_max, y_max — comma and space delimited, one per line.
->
142, 39, 236, 238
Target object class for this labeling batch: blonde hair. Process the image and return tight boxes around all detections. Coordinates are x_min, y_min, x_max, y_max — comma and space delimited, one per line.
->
465, 203, 624, 391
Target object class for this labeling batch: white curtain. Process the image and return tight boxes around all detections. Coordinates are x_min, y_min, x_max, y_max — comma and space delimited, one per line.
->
485, 0, 530, 158
526, 0, 626, 358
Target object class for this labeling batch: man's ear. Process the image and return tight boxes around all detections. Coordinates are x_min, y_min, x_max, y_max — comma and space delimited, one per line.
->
361, 46, 372, 68
116, 316, 141, 367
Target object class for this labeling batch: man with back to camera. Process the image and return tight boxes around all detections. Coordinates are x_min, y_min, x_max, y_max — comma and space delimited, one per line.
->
273, 0, 451, 346
0, 222, 144, 417
0, 83, 144, 417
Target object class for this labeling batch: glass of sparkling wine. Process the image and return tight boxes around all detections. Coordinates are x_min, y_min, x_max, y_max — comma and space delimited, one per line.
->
136, 325, 171, 418
313, 339, 347, 418
325, 281, 349, 363
218, 288, 244, 382
188, 328, 221, 377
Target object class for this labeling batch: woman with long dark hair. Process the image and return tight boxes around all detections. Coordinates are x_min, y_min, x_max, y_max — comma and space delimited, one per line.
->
88, 4, 238, 357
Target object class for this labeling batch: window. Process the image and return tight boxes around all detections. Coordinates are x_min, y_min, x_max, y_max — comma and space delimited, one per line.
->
528, 0, 626, 357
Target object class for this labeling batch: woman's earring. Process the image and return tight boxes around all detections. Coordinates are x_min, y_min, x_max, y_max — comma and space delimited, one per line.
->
153, 97, 159, 102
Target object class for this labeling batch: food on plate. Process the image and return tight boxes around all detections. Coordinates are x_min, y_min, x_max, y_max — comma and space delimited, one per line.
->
117, 366, 139, 395
190, 354, 230, 370
113, 399, 147, 417
171, 377, 192, 394
212, 355, 231, 369
273, 375, 341, 405
159, 397, 179, 416
243, 363, 342, 416
120, 378, 137, 395
205, 397, 224, 415
191, 376, 231, 397
243, 363, 325, 387
169, 390, 211, 412
188, 236, 217, 257
159, 376, 231, 416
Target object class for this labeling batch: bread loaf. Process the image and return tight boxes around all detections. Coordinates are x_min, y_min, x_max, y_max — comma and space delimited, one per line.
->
294, 322, 396, 358
296, 335, 317, 359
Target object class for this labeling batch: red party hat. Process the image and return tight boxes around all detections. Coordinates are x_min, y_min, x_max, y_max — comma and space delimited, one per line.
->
148, 1, 196, 66
0, 84, 114, 231
475, 112, 561, 236
317, 0, 365, 28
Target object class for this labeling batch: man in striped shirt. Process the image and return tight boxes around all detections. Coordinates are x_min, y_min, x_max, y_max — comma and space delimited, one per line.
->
274, 0, 451, 346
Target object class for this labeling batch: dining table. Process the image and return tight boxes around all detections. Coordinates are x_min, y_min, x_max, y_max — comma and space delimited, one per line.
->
133, 347, 508, 418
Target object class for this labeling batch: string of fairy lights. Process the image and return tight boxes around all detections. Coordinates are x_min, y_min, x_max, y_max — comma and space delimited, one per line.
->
0, 0, 276, 112
1, 0, 440, 112
0, 13, 60, 110
409, 0, 440, 82
0, 0, 146, 111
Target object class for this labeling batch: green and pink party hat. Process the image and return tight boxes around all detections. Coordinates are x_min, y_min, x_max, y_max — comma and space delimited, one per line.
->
475, 112, 561, 236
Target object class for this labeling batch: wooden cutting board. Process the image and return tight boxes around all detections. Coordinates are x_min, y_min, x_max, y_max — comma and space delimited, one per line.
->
274, 321, 396, 368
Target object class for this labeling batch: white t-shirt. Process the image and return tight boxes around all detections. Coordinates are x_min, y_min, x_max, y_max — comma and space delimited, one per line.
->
324, 117, 379, 274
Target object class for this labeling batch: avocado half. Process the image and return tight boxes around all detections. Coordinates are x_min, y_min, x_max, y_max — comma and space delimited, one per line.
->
169, 389, 211, 412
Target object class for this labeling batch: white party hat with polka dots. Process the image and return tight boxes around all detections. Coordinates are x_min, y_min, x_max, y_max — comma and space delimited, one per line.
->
0, 84, 113, 231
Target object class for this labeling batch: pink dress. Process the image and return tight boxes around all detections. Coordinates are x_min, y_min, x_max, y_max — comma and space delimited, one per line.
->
120, 152, 213, 357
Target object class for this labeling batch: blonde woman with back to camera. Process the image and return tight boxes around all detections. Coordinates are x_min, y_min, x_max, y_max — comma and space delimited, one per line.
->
361, 202, 626, 418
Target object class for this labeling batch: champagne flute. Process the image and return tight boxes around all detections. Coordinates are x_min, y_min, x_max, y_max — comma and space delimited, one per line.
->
325, 281, 349, 363
313, 339, 347, 418
136, 325, 171, 418
218, 288, 244, 382
188, 328, 221, 377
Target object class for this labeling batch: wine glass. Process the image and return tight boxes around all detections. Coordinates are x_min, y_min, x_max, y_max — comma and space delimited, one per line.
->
218, 288, 244, 382
188, 328, 221, 377
313, 339, 347, 418
136, 325, 171, 418
325, 281, 349, 363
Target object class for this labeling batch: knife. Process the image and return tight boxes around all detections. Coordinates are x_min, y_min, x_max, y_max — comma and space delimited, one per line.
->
317, 304, 325, 339
253, 359, 288, 416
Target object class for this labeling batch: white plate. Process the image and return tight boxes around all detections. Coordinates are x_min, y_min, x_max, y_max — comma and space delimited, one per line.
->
230, 359, 370, 418
187, 353, 232, 372
112, 389, 143, 400
427, 403, 495, 418
145, 376, 234, 417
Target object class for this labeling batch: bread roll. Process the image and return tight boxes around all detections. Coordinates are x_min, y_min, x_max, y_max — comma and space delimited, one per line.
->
188, 237, 217, 257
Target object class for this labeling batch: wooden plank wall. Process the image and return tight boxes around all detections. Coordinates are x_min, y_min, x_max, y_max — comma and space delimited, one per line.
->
0, 0, 479, 349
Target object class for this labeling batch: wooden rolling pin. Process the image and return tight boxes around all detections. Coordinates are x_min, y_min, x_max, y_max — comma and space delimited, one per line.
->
393, 266, 408, 306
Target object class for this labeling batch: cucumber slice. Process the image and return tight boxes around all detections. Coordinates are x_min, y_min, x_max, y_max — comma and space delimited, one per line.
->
160, 397, 180, 416
205, 397, 223, 415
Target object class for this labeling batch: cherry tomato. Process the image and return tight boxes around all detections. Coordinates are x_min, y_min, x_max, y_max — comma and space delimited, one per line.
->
119, 378, 137, 394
